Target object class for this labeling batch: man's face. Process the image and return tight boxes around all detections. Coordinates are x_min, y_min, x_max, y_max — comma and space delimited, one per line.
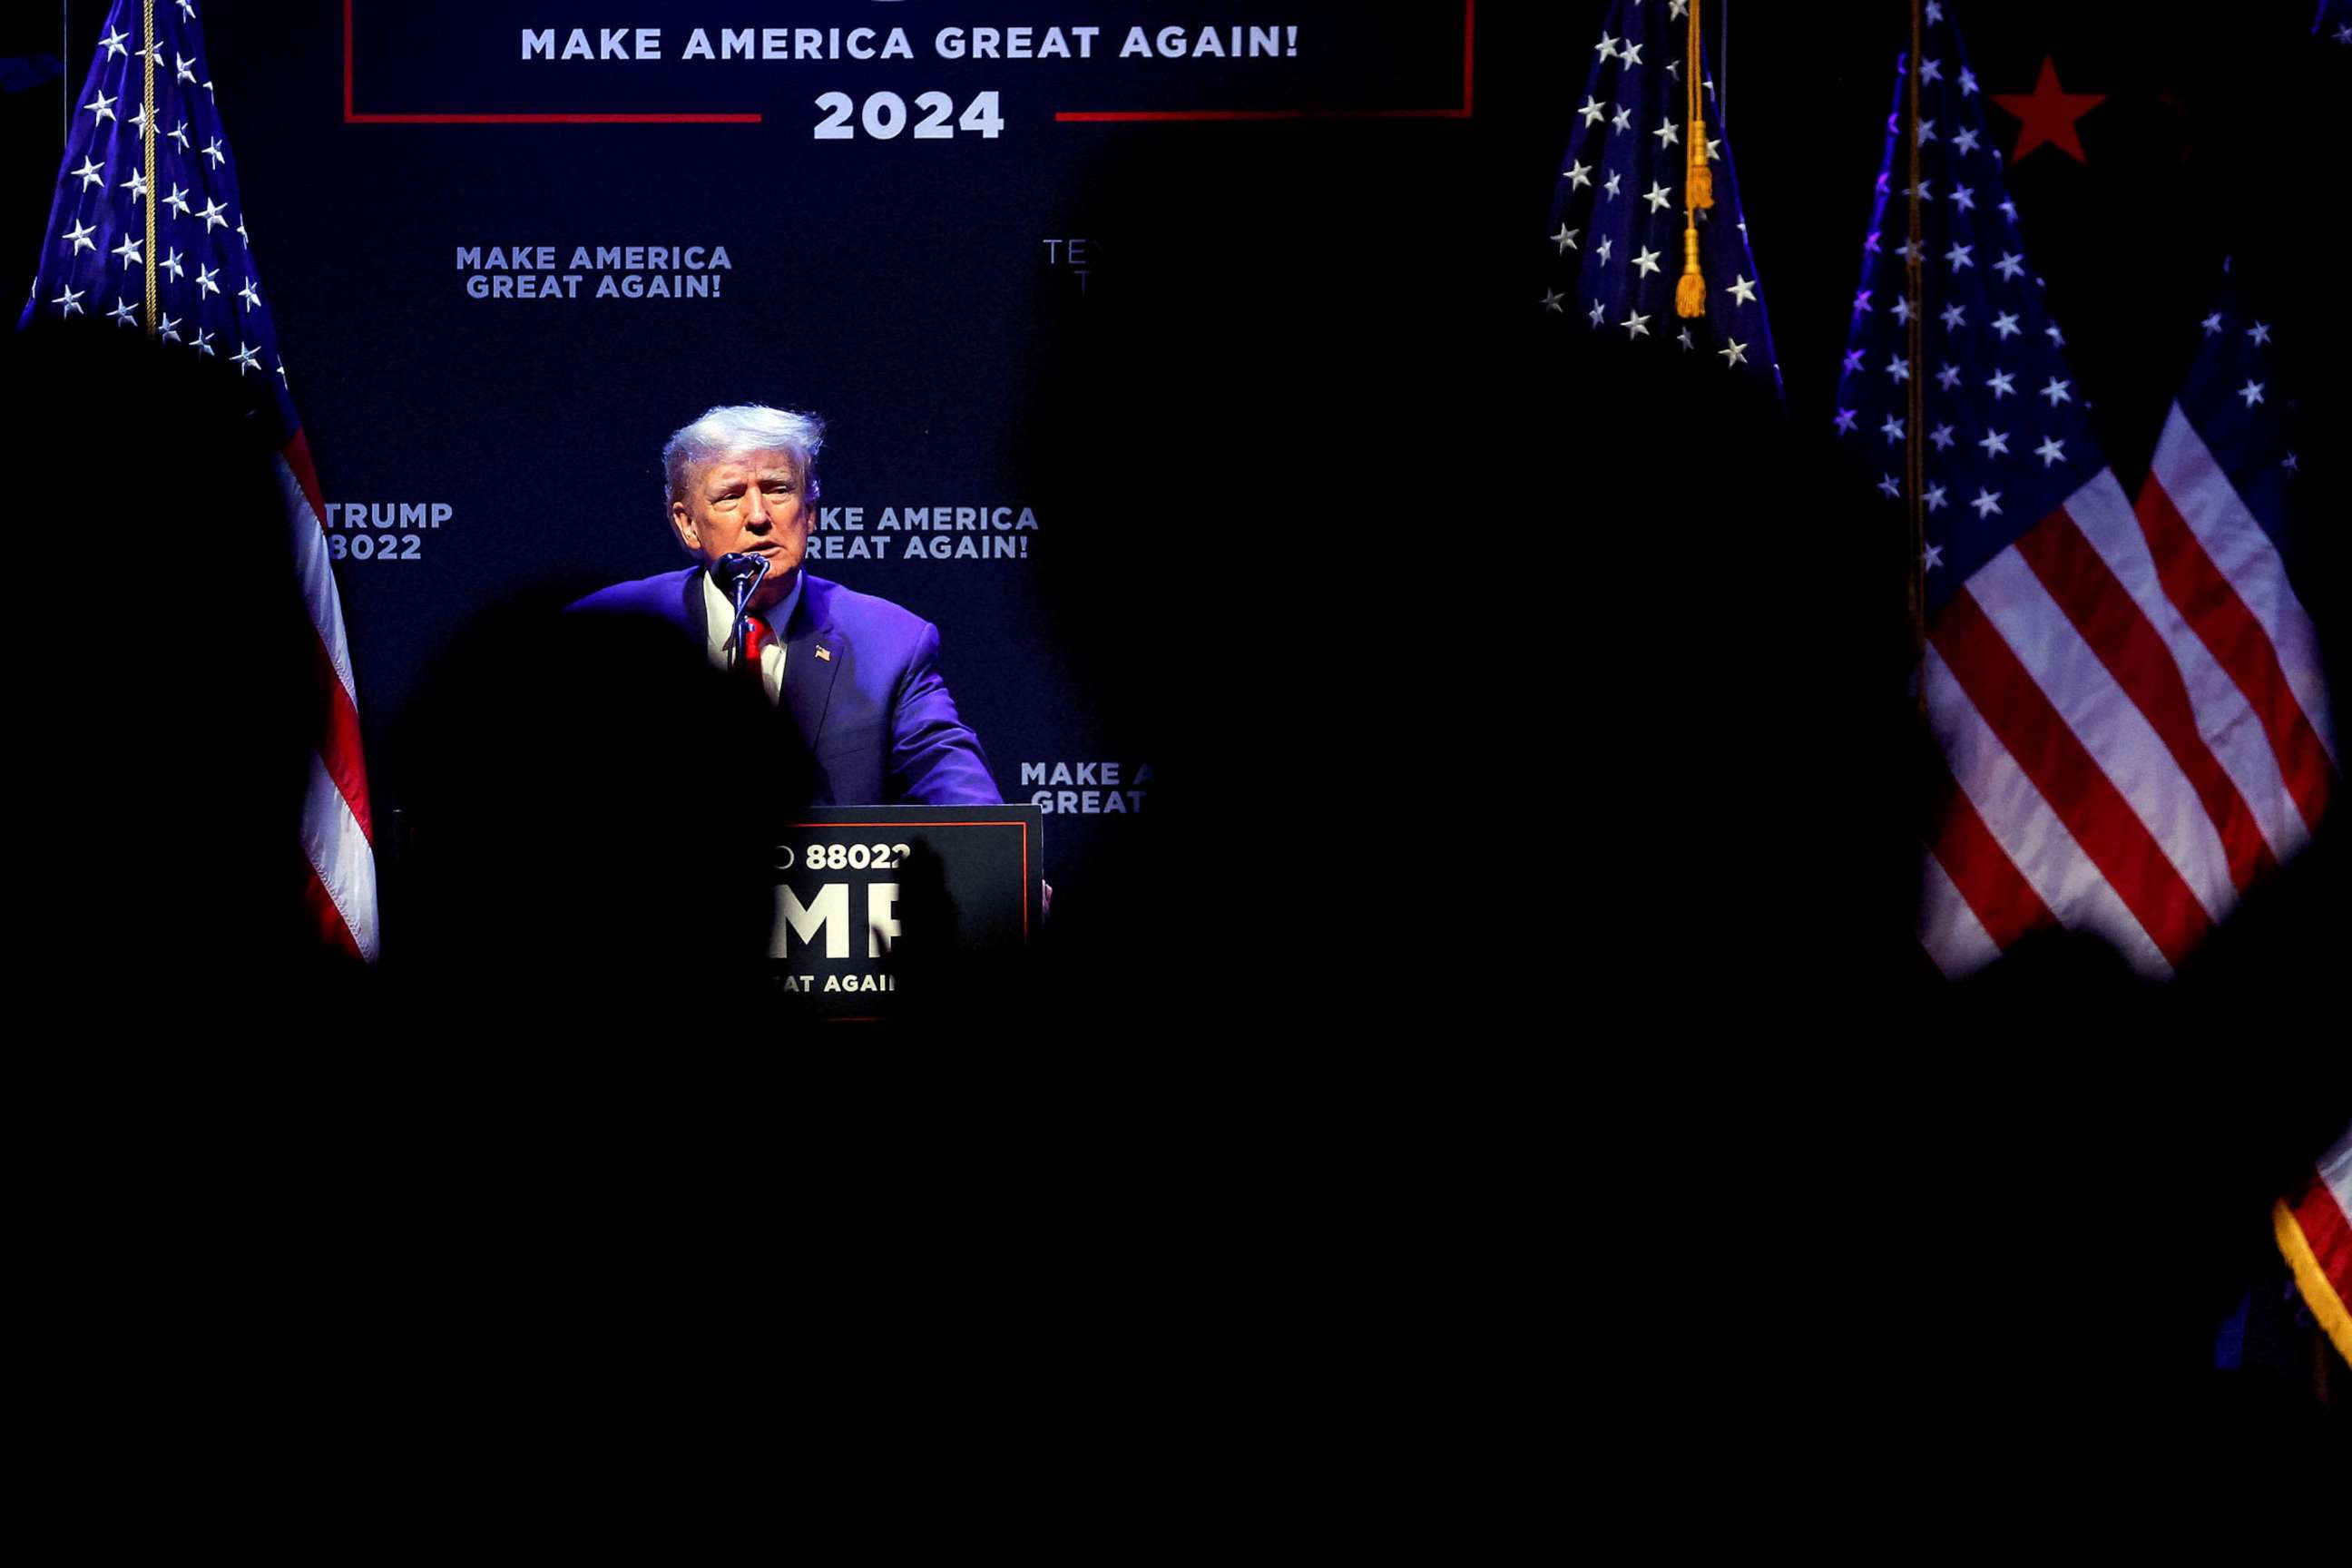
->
670, 447, 811, 612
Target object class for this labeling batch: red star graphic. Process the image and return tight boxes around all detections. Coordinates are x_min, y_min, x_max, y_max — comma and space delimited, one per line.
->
1992, 56, 2106, 164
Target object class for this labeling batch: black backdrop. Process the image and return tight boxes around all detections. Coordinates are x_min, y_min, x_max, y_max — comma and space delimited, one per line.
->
6, 2, 2341, 931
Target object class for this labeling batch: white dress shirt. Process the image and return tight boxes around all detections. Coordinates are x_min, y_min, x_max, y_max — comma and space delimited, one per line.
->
701, 568, 802, 705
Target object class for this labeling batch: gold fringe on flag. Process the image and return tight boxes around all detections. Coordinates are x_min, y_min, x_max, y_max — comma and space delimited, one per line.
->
1686, 0, 1714, 211
1674, 0, 1711, 318
2273, 1196, 2352, 1367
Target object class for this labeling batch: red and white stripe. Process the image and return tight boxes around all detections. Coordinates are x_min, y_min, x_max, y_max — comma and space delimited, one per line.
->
2275, 1123, 2352, 1367
1920, 420, 2332, 978
278, 430, 379, 963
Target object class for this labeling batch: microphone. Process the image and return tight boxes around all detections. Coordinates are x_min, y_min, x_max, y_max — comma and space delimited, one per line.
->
710, 552, 772, 667
710, 551, 772, 601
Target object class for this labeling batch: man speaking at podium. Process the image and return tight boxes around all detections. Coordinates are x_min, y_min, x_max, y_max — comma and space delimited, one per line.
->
572, 404, 1003, 806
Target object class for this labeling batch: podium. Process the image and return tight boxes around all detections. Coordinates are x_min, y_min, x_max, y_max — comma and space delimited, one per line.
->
769, 804, 1044, 1017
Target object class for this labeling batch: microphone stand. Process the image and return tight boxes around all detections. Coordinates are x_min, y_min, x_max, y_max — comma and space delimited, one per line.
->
717, 552, 773, 671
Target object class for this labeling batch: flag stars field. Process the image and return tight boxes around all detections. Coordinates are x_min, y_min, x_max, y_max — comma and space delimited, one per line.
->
1546, 2, 1779, 390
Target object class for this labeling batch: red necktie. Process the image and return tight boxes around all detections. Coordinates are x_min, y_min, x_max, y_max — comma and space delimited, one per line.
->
740, 614, 772, 684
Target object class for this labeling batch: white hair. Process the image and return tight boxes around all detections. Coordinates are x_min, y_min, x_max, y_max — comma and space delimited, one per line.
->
662, 404, 825, 515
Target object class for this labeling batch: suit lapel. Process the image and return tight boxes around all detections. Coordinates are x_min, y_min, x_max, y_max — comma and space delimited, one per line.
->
681, 567, 710, 643
781, 576, 841, 749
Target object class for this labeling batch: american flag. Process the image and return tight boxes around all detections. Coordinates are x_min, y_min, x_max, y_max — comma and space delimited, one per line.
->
2273, 1122, 2352, 1367
1839, 3, 2334, 978
22, 1, 379, 961
1544, 0, 1779, 391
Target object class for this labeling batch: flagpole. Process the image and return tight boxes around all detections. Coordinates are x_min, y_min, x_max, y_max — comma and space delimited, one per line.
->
1718, 0, 1729, 127
1905, 0, 1926, 718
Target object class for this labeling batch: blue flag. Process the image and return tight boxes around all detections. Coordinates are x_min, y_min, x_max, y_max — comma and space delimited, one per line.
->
1545, 0, 1778, 394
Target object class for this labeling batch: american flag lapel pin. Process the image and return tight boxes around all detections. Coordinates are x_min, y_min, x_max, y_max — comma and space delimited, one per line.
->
814, 644, 832, 662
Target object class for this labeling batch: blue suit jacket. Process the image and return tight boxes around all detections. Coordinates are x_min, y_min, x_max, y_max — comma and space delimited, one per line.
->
570, 567, 1003, 806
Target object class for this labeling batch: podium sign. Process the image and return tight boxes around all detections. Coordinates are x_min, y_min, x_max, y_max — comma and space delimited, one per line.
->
770, 805, 1042, 1016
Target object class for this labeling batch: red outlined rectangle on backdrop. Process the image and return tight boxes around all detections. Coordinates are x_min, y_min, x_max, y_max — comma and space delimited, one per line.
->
341, 0, 762, 123
341, 3, 1470, 127
1054, 2, 1475, 122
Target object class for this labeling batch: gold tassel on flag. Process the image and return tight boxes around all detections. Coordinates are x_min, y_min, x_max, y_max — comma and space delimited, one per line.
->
1675, 0, 1711, 318
1686, 0, 1714, 211
1675, 227, 1705, 318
